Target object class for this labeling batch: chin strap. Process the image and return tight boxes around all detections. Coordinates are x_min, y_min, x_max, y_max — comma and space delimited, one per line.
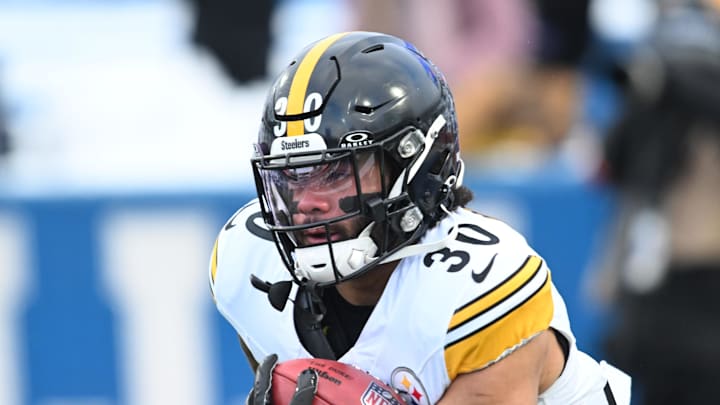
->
293, 223, 379, 283
380, 204, 458, 264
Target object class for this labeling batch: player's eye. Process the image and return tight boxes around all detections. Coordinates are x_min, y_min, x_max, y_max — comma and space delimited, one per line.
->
325, 164, 353, 183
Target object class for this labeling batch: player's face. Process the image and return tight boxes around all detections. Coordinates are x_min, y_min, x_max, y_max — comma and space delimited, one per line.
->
286, 152, 382, 247
258, 150, 386, 247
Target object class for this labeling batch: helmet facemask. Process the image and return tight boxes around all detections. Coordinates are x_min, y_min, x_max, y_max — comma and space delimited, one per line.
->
253, 142, 405, 285
252, 117, 464, 286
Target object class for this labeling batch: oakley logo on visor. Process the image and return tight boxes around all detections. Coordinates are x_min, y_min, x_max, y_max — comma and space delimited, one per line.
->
340, 132, 374, 148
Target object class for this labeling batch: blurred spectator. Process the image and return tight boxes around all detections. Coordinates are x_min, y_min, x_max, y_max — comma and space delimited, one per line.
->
598, 4, 720, 404
348, 0, 592, 163
186, 0, 276, 84
0, 81, 10, 159
348, 0, 535, 81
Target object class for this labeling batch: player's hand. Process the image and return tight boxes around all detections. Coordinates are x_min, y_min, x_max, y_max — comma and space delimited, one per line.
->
246, 354, 318, 405
246, 353, 277, 405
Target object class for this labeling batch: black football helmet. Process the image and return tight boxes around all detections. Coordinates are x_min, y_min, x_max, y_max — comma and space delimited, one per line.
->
251, 31, 465, 286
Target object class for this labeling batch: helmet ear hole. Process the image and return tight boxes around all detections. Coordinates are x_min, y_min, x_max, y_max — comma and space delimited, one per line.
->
429, 149, 452, 175
408, 147, 459, 221
378, 150, 402, 192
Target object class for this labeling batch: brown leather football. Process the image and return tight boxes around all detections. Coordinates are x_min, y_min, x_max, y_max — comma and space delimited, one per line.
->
271, 358, 406, 405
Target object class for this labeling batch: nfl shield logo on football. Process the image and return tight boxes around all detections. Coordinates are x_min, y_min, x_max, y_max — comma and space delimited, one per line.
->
362, 382, 403, 405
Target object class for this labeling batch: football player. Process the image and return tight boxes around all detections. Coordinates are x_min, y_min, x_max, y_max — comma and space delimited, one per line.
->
210, 31, 630, 404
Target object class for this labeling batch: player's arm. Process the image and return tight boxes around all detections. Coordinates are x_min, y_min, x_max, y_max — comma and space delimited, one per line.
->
439, 252, 565, 404
238, 335, 260, 373
438, 329, 564, 404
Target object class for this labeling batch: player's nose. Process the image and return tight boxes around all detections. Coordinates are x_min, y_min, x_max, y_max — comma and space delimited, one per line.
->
294, 188, 332, 215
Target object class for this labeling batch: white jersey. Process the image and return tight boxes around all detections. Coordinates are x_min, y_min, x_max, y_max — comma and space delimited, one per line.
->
210, 199, 630, 404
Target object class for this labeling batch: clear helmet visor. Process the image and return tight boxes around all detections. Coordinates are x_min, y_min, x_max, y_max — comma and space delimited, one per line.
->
258, 150, 383, 248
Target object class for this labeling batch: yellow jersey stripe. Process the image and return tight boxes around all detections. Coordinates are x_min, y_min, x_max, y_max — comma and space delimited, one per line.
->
448, 255, 542, 330
286, 32, 349, 136
444, 273, 553, 380
210, 238, 219, 284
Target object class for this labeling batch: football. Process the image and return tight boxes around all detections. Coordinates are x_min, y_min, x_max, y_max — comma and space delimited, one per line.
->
271, 358, 406, 405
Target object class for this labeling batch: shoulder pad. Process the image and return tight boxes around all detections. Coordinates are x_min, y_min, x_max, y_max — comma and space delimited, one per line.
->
209, 199, 276, 294
440, 211, 554, 379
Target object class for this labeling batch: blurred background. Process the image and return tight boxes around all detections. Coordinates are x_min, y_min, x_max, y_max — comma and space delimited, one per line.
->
0, 0, 718, 404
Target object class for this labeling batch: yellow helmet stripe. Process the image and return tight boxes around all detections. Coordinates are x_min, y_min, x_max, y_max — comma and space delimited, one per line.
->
286, 32, 349, 136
